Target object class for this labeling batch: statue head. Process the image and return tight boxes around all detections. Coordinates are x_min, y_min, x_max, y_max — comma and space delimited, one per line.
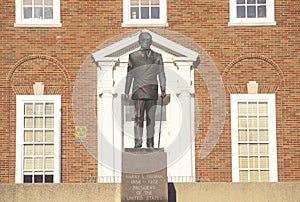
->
138, 32, 152, 50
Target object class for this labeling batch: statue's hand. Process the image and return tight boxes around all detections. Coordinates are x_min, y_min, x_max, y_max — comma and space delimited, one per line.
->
161, 90, 166, 98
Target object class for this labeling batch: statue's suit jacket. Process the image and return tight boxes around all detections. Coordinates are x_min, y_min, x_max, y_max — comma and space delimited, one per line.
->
125, 49, 166, 100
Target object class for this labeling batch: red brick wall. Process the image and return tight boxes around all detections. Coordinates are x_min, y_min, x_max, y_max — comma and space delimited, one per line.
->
0, 0, 299, 182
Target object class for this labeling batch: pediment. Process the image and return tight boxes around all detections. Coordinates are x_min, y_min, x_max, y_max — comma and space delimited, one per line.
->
92, 29, 199, 66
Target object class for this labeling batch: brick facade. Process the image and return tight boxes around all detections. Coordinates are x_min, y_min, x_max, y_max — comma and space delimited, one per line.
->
0, 0, 299, 183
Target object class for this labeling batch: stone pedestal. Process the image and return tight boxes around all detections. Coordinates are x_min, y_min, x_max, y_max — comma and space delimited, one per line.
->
121, 148, 168, 202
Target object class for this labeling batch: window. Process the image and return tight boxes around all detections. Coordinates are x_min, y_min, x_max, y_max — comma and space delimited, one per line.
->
229, 0, 275, 26
122, 0, 167, 27
16, 95, 61, 183
15, 0, 61, 27
231, 94, 277, 182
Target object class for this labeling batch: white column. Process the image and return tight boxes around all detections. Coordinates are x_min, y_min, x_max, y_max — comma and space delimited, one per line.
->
177, 91, 194, 182
113, 93, 122, 183
97, 62, 117, 183
174, 60, 195, 182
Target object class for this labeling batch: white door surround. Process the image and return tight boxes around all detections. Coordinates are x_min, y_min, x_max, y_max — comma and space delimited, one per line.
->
92, 30, 199, 183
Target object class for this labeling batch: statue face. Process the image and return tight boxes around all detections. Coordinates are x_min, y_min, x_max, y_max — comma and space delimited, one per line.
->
139, 33, 152, 50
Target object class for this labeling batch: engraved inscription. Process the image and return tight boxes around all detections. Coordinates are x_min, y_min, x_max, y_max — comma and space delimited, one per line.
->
123, 173, 165, 201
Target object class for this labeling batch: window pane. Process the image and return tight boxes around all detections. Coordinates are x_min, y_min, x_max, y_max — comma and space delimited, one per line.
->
260, 157, 269, 168
34, 105, 43, 115
257, 0, 266, 3
259, 117, 268, 128
259, 130, 268, 141
24, 131, 33, 142
45, 173, 54, 183
34, 0, 43, 5
239, 157, 248, 168
249, 144, 258, 155
248, 102, 257, 115
247, 6, 256, 18
249, 130, 258, 141
151, 7, 159, 19
238, 117, 247, 128
25, 117, 33, 128
238, 130, 248, 141
250, 170, 259, 182
34, 130, 43, 142
45, 157, 54, 169
24, 157, 33, 170
45, 7, 53, 19
34, 145, 43, 156
45, 117, 54, 128
34, 157, 43, 169
131, 7, 139, 19
45, 0, 53, 5
34, 7, 43, 19
259, 144, 268, 155
24, 0, 32, 5
141, 0, 149, 5
248, 117, 258, 128
23, 173, 33, 183
238, 102, 247, 114
249, 157, 258, 168
34, 172, 43, 183
35, 117, 44, 128
141, 7, 149, 19
24, 7, 33, 19
260, 171, 269, 182
45, 103, 54, 115
24, 103, 33, 115
45, 130, 54, 142
151, 0, 159, 5
258, 6, 266, 18
237, 6, 246, 18
237, 0, 245, 4
24, 145, 33, 156
239, 171, 248, 182
45, 145, 54, 155
130, 0, 139, 6
247, 0, 256, 4
239, 144, 248, 155
259, 102, 268, 115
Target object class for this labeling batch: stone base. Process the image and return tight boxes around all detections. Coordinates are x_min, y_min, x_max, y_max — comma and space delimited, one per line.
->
121, 148, 168, 202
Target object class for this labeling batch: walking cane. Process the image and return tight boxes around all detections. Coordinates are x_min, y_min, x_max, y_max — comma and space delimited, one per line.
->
158, 95, 164, 148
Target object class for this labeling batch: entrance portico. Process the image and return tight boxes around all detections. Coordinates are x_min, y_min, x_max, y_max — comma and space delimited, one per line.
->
92, 30, 199, 183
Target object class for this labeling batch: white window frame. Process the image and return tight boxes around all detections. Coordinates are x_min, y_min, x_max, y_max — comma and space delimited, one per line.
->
15, 0, 62, 27
231, 94, 278, 182
229, 0, 276, 26
122, 0, 167, 27
15, 95, 61, 183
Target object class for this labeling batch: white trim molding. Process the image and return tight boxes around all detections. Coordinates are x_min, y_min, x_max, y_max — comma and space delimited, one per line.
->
15, 0, 62, 27
16, 95, 61, 183
229, 0, 276, 26
122, 0, 167, 27
231, 94, 278, 182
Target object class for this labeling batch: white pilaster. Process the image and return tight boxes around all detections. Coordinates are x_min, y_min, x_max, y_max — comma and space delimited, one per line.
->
97, 62, 118, 183
177, 90, 194, 182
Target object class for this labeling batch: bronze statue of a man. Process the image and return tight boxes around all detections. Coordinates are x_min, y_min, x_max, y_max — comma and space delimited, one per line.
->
125, 32, 166, 148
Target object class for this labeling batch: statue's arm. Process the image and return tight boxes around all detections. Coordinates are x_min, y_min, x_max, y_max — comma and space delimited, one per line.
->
158, 54, 166, 97
125, 55, 133, 95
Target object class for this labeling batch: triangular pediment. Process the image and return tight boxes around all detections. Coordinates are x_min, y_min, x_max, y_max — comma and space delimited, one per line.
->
92, 29, 199, 65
